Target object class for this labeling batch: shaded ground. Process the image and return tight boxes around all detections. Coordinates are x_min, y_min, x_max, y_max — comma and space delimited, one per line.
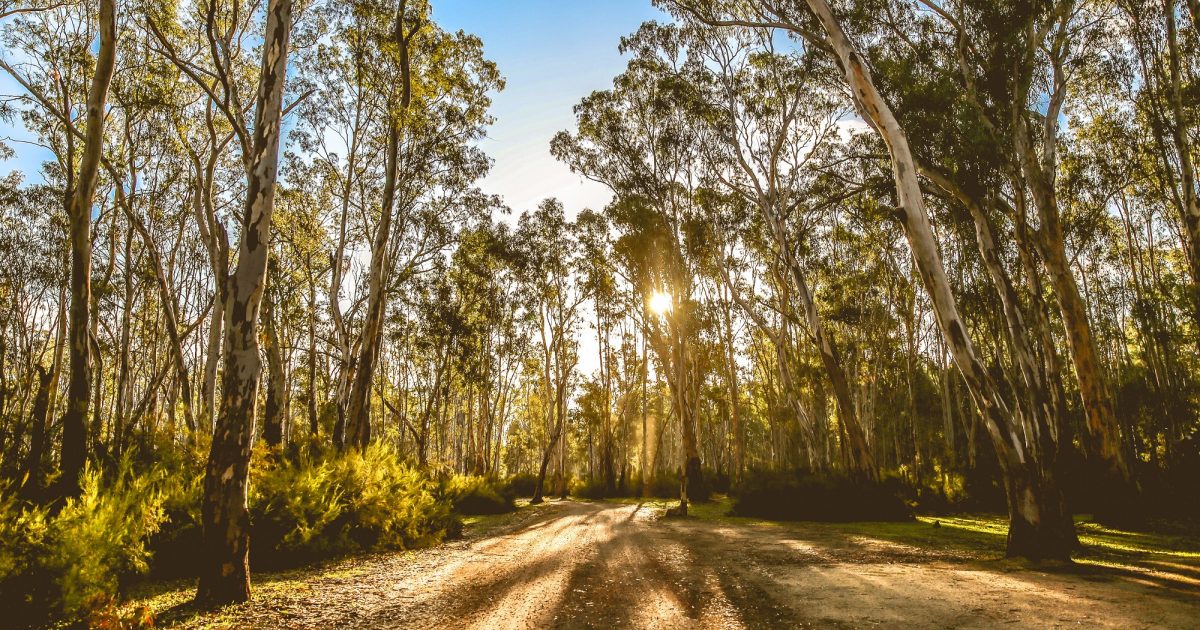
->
131, 499, 1200, 629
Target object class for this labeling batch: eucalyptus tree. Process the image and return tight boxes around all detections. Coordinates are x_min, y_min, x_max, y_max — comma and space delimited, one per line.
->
0, 0, 118, 500
515, 200, 586, 503
662, 0, 1079, 558
554, 29, 719, 508
306, 0, 501, 451
154, 0, 298, 605
900, 0, 1133, 501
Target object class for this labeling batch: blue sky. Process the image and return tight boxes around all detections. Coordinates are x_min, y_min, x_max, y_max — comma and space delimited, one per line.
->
0, 1, 668, 215
432, 0, 669, 218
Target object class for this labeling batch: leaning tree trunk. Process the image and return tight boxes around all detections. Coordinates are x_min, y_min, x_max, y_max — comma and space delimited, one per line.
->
720, 298, 745, 483
58, 0, 117, 501
1014, 113, 1134, 512
530, 414, 563, 504
124, 200, 197, 434
765, 205, 877, 481
196, 0, 293, 606
801, 0, 1074, 559
1164, 1, 1200, 336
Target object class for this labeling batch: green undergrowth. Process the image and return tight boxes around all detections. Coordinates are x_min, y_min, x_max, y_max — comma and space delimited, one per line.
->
1, 439, 520, 628
730, 470, 914, 522
446, 475, 517, 515
0, 461, 169, 628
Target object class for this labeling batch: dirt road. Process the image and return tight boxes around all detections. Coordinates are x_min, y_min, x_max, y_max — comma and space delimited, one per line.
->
165, 500, 1200, 629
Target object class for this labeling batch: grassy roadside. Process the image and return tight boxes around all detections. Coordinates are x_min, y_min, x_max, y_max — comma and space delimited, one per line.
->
602, 494, 1200, 590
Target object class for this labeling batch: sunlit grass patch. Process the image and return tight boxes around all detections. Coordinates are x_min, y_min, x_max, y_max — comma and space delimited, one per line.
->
1073, 518, 1200, 559
602, 494, 800, 528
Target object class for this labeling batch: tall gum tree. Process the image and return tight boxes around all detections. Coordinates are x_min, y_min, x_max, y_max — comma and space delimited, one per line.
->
194, 0, 294, 606
664, 0, 1077, 559
56, 0, 117, 500
553, 54, 713, 508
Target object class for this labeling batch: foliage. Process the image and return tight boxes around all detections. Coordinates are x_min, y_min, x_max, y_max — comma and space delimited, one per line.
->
0, 463, 166, 627
445, 475, 517, 515
249, 443, 460, 568
505, 472, 543, 498
731, 469, 913, 522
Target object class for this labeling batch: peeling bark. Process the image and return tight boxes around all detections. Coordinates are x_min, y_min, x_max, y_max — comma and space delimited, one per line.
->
196, 0, 294, 606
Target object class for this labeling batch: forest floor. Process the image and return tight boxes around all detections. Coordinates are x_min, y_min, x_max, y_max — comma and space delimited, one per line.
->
128, 498, 1200, 629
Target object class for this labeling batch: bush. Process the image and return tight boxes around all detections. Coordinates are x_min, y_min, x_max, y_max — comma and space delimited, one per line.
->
731, 469, 913, 522
0, 463, 167, 628
569, 477, 608, 499
445, 475, 516, 515
505, 472, 542, 498
249, 443, 460, 568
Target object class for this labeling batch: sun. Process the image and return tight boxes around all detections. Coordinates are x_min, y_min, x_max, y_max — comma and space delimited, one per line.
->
648, 290, 673, 316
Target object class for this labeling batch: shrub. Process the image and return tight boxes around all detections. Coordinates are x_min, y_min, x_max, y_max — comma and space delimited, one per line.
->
505, 472, 542, 498
249, 443, 460, 568
0, 463, 167, 628
445, 475, 516, 515
731, 469, 913, 522
632, 470, 686, 499
569, 477, 608, 499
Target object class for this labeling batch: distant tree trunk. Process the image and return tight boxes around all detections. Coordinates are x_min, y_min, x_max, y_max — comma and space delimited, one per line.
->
194, 162, 231, 436
307, 269, 319, 435
196, 0, 293, 606
557, 376, 570, 499
58, 0, 117, 501
262, 272, 287, 447
720, 295, 744, 483
531, 312, 558, 504
640, 324, 652, 497
114, 227, 134, 453
669, 323, 702, 509
530, 414, 562, 504
19, 366, 53, 500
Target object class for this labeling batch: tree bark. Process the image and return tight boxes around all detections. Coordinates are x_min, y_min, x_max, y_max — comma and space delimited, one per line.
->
58, 0, 117, 501
196, 0, 293, 606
